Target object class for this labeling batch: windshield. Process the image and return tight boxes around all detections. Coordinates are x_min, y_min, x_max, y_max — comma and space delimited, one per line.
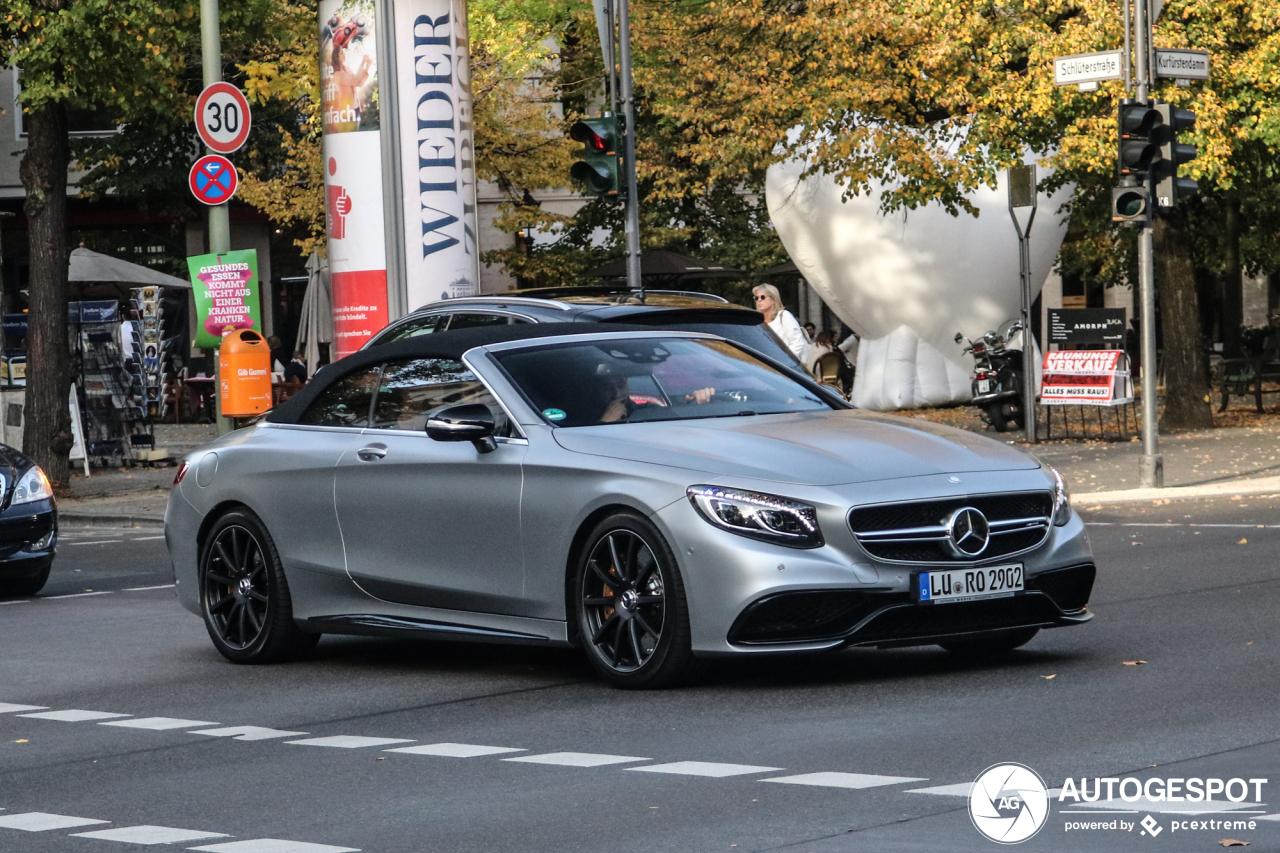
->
494, 337, 833, 427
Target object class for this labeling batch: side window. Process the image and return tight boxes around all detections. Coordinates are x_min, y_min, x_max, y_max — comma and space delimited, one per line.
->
445, 313, 516, 330
298, 367, 381, 427
370, 358, 511, 435
375, 314, 446, 344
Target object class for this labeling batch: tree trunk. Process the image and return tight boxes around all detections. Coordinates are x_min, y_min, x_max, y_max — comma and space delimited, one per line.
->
1222, 195, 1243, 356
1153, 214, 1213, 431
18, 103, 73, 486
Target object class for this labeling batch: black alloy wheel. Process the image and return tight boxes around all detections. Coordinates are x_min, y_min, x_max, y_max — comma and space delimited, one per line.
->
575, 512, 698, 688
199, 509, 317, 663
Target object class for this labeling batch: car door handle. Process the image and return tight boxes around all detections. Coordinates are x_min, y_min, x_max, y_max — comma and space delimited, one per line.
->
357, 445, 388, 461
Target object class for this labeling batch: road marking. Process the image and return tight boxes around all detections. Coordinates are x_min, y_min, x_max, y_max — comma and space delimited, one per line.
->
0, 812, 110, 831
0, 703, 47, 713
190, 840, 359, 853
386, 743, 525, 758
191, 726, 309, 741
1257, 814, 1280, 821
66, 540, 124, 546
124, 584, 176, 591
285, 736, 414, 749
43, 592, 113, 600
907, 782, 974, 796
763, 772, 928, 789
505, 752, 650, 768
19, 709, 131, 722
130, 535, 168, 541
630, 761, 783, 778
72, 825, 229, 844
0, 600, 30, 606
100, 717, 219, 731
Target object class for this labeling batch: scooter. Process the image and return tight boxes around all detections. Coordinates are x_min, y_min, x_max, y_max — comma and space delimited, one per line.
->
955, 322, 1027, 432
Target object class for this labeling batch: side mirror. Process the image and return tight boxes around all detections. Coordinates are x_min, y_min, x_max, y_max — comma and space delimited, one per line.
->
954, 332, 964, 344
426, 403, 497, 453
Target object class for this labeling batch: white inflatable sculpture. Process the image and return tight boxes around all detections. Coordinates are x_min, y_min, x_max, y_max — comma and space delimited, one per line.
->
765, 154, 1073, 409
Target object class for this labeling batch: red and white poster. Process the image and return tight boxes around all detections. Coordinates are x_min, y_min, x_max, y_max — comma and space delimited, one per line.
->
1040, 350, 1134, 406
320, 0, 389, 358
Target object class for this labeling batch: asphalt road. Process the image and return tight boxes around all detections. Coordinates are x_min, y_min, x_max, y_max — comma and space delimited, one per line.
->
3, 498, 1279, 853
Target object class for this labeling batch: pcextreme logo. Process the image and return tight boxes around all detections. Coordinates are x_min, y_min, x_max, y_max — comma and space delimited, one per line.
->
969, 763, 1051, 844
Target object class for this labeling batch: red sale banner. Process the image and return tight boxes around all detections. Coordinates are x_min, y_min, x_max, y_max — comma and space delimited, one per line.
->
1041, 350, 1133, 405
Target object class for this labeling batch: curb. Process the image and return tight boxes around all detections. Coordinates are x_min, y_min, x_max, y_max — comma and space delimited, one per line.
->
1077, 475, 1280, 506
58, 512, 165, 530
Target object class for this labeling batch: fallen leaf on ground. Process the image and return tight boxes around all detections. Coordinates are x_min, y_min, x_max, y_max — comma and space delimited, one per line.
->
1042, 674, 1056, 680
1238, 538, 1248, 544
1219, 840, 1249, 847
1123, 660, 1147, 665
1132, 542, 1143, 546
14, 739, 27, 743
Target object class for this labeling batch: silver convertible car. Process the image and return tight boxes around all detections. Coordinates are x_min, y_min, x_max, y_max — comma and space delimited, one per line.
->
165, 323, 1095, 688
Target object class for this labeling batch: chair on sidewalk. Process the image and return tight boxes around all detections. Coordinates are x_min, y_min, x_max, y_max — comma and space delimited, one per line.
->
812, 352, 849, 397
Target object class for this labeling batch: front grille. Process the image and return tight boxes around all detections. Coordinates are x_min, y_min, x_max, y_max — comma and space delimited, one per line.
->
1027, 564, 1095, 612
849, 595, 1062, 646
848, 491, 1053, 563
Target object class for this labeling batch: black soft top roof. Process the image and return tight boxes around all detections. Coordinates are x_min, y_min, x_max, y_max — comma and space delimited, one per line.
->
265, 322, 659, 424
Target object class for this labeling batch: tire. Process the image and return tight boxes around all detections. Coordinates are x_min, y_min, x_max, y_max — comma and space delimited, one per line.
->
985, 404, 1010, 432
574, 512, 699, 689
199, 509, 318, 664
0, 563, 51, 598
939, 627, 1039, 656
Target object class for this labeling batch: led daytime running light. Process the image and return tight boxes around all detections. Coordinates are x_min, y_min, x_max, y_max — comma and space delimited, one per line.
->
687, 485, 823, 549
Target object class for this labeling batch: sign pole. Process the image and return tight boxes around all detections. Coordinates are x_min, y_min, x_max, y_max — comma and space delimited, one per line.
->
201, 0, 233, 435
1008, 165, 1038, 445
1134, 0, 1162, 486
616, 0, 643, 296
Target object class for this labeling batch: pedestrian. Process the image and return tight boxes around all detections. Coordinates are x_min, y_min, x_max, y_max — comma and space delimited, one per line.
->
803, 322, 817, 342
753, 284, 810, 364
283, 351, 309, 384
268, 335, 289, 374
808, 330, 836, 372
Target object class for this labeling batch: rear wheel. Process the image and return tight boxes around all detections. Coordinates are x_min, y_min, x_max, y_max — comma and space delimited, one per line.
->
939, 627, 1039, 656
985, 404, 1010, 432
574, 513, 699, 689
199, 509, 318, 663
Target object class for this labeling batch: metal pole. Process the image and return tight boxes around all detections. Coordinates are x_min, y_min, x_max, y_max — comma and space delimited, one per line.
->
1020, 215, 1037, 444
377, 0, 407, 321
616, 0, 643, 296
201, 0, 233, 435
1123, 0, 1132, 95
1134, 0, 1162, 486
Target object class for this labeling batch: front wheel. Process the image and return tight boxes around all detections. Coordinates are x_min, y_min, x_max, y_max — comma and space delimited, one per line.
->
199, 509, 318, 663
939, 627, 1039, 656
574, 513, 699, 689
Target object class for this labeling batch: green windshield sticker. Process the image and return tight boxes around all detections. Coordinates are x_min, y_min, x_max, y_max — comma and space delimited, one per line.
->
542, 408, 567, 422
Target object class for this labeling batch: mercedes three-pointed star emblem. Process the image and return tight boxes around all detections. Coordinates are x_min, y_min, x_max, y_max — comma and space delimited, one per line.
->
946, 507, 990, 557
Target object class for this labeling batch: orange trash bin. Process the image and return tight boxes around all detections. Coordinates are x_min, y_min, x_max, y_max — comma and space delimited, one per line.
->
218, 329, 273, 417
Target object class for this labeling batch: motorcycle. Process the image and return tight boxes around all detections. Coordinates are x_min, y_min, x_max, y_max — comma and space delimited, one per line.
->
955, 321, 1028, 432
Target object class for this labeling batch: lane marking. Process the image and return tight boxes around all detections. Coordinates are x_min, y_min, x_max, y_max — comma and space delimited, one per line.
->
190, 840, 359, 853
284, 736, 413, 749
386, 743, 525, 758
0, 600, 30, 606
0, 703, 48, 713
0, 812, 110, 831
72, 825, 229, 845
763, 772, 928, 789
67, 540, 124, 546
130, 536, 168, 541
505, 752, 650, 768
19, 709, 131, 722
907, 782, 973, 796
630, 761, 782, 778
100, 717, 219, 731
43, 592, 113, 600
191, 726, 309, 741
124, 584, 176, 591
1257, 814, 1280, 821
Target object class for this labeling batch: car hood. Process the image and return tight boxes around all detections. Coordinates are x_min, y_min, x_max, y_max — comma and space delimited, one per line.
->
551, 410, 1040, 486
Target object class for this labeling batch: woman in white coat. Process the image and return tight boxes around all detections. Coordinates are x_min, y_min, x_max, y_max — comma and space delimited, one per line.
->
752, 283, 810, 365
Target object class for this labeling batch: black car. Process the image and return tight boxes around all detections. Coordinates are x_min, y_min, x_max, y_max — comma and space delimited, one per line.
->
362, 286, 805, 370
0, 444, 57, 597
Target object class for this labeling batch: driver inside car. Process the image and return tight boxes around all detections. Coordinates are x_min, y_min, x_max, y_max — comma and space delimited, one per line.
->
598, 376, 717, 424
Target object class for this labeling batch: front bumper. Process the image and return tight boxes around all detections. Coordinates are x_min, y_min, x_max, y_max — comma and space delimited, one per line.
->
0, 498, 57, 576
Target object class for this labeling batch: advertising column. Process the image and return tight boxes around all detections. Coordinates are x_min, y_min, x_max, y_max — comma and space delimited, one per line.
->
393, 0, 481, 308
320, 0, 391, 357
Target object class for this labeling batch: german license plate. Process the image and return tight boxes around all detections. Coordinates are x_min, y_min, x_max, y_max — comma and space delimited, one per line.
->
977, 379, 991, 393
916, 565, 1023, 604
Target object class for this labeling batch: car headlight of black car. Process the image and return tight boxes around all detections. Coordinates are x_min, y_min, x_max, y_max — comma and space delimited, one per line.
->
687, 485, 823, 548
1049, 466, 1072, 526
12, 465, 53, 506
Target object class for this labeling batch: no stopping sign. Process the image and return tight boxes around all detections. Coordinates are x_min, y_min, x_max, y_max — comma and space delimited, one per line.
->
195, 82, 252, 154
189, 155, 239, 205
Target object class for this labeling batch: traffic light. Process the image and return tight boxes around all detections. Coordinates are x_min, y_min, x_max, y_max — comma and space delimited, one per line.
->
1117, 99, 1164, 182
1111, 182, 1150, 226
569, 116, 620, 199
1152, 104, 1198, 208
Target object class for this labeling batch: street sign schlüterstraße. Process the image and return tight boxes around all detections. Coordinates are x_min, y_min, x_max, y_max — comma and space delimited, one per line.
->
1053, 50, 1124, 87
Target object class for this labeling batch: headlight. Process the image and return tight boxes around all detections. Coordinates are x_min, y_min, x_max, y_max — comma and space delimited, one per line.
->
687, 485, 823, 549
12, 465, 53, 506
1049, 466, 1072, 526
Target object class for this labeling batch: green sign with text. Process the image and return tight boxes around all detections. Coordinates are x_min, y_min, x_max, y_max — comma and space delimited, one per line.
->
187, 249, 262, 348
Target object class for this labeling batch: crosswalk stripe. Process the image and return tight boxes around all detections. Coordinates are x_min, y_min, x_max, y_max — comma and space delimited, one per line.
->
907, 782, 973, 796
19, 709, 130, 722
0, 703, 48, 713
72, 825, 229, 844
43, 592, 112, 599
764, 772, 927, 789
190, 726, 309, 741
285, 736, 413, 749
0, 812, 111, 831
630, 761, 782, 778
504, 752, 650, 767
385, 743, 525, 758
190, 840, 360, 852
100, 717, 219, 731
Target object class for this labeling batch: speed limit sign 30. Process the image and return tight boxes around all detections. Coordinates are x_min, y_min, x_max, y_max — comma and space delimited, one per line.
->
195, 82, 252, 154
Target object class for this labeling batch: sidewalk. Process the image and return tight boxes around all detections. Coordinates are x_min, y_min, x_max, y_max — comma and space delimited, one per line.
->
55, 419, 1280, 528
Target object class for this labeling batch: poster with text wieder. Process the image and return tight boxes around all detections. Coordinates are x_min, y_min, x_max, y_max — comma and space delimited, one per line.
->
187, 250, 262, 349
